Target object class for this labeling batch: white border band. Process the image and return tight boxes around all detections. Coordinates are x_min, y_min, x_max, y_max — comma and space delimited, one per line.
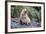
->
7, 2, 44, 32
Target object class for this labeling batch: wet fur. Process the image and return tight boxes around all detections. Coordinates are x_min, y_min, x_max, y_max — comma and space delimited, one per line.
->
20, 9, 31, 25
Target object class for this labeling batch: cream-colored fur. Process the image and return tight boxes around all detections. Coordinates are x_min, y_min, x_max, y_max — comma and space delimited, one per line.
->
20, 9, 31, 24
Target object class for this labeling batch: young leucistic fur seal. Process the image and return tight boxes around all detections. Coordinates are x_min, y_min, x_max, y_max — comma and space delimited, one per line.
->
20, 9, 31, 25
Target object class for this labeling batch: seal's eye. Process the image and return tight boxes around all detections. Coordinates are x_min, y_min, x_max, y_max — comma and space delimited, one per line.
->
24, 11, 27, 14
25, 11, 27, 13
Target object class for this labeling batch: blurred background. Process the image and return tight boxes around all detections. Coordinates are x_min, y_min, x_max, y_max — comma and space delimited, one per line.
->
11, 5, 41, 22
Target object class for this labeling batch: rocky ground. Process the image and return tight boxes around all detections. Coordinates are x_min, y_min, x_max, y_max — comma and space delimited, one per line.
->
11, 17, 41, 29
